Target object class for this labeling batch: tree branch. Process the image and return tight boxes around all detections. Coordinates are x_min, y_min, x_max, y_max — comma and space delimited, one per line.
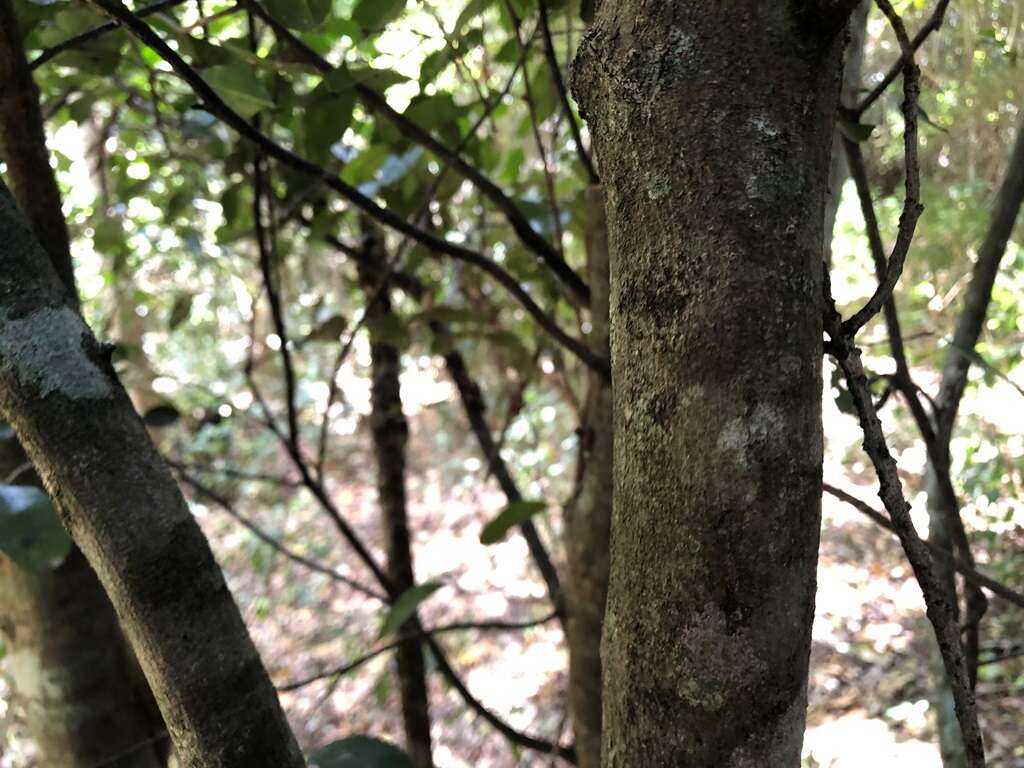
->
848, 0, 952, 117
239, 0, 591, 308
841, 0, 924, 336
85, 0, 608, 378
537, 0, 599, 184
29, 0, 190, 70
823, 484, 1024, 610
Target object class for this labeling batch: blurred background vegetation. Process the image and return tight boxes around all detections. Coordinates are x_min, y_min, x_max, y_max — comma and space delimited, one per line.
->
0, 0, 1021, 765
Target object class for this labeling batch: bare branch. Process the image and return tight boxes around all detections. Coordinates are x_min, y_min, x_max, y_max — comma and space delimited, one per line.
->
823, 484, 1024, 610
850, 0, 952, 117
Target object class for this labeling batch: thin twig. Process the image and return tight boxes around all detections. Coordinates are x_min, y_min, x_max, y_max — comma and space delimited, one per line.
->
86, 0, 607, 377
849, 0, 952, 117
842, 0, 924, 336
30, 0, 190, 70
278, 610, 558, 691
177, 470, 386, 601
537, 0, 599, 184
823, 484, 1024, 610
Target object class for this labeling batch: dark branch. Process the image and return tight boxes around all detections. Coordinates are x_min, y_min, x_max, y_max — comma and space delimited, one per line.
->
537, 0, 599, 185
841, 0, 923, 336
823, 484, 1024, 610
240, 0, 591, 308
86, 0, 608, 378
30, 0, 190, 70
849, 0, 952, 117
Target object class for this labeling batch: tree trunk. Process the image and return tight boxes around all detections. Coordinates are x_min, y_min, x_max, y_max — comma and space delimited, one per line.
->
572, 4, 847, 764
0, 5, 167, 764
0, 176, 304, 768
927, 110, 1024, 768
824, 0, 870, 262
357, 234, 435, 768
563, 186, 612, 768
0, 0, 76, 304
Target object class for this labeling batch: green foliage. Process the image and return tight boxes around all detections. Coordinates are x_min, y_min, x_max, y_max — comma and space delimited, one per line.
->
480, 500, 545, 545
378, 581, 442, 638
0, 485, 72, 571
203, 65, 276, 118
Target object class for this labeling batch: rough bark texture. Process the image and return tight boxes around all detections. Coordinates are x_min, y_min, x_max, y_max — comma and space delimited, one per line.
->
357, 243, 435, 768
927, 111, 1024, 768
0, 177, 304, 768
572, 4, 844, 764
0, 6, 168, 764
0, 0, 77, 305
563, 186, 612, 768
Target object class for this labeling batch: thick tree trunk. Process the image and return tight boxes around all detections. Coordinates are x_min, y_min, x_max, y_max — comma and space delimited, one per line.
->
563, 186, 612, 768
0, 6, 167, 765
572, 4, 846, 764
357, 237, 435, 768
927, 111, 1024, 768
0, 177, 304, 768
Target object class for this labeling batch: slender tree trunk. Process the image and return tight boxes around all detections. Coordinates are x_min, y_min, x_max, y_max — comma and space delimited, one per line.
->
357, 233, 435, 768
0, 0, 76, 302
927, 111, 1024, 768
0, 6, 167, 765
563, 186, 612, 768
0, 175, 304, 768
824, 0, 870, 261
572, 4, 848, 764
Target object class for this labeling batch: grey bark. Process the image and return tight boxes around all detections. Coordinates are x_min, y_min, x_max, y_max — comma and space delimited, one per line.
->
357, 235, 435, 768
563, 186, 612, 768
0, 5, 167, 764
572, 4, 846, 764
927, 110, 1024, 768
0, 176, 304, 768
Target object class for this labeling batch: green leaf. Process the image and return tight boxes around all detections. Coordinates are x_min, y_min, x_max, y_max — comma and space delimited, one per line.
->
837, 119, 875, 143
304, 67, 357, 163
379, 581, 442, 638
366, 313, 410, 349
453, 0, 494, 35
352, 0, 406, 31
304, 314, 348, 342
0, 485, 72, 571
264, 0, 332, 30
204, 65, 275, 118
168, 293, 193, 330
143, 403, 182, 428
308, 736, 414, 768
349, 66, 409, 92
480, 500, 546, 545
